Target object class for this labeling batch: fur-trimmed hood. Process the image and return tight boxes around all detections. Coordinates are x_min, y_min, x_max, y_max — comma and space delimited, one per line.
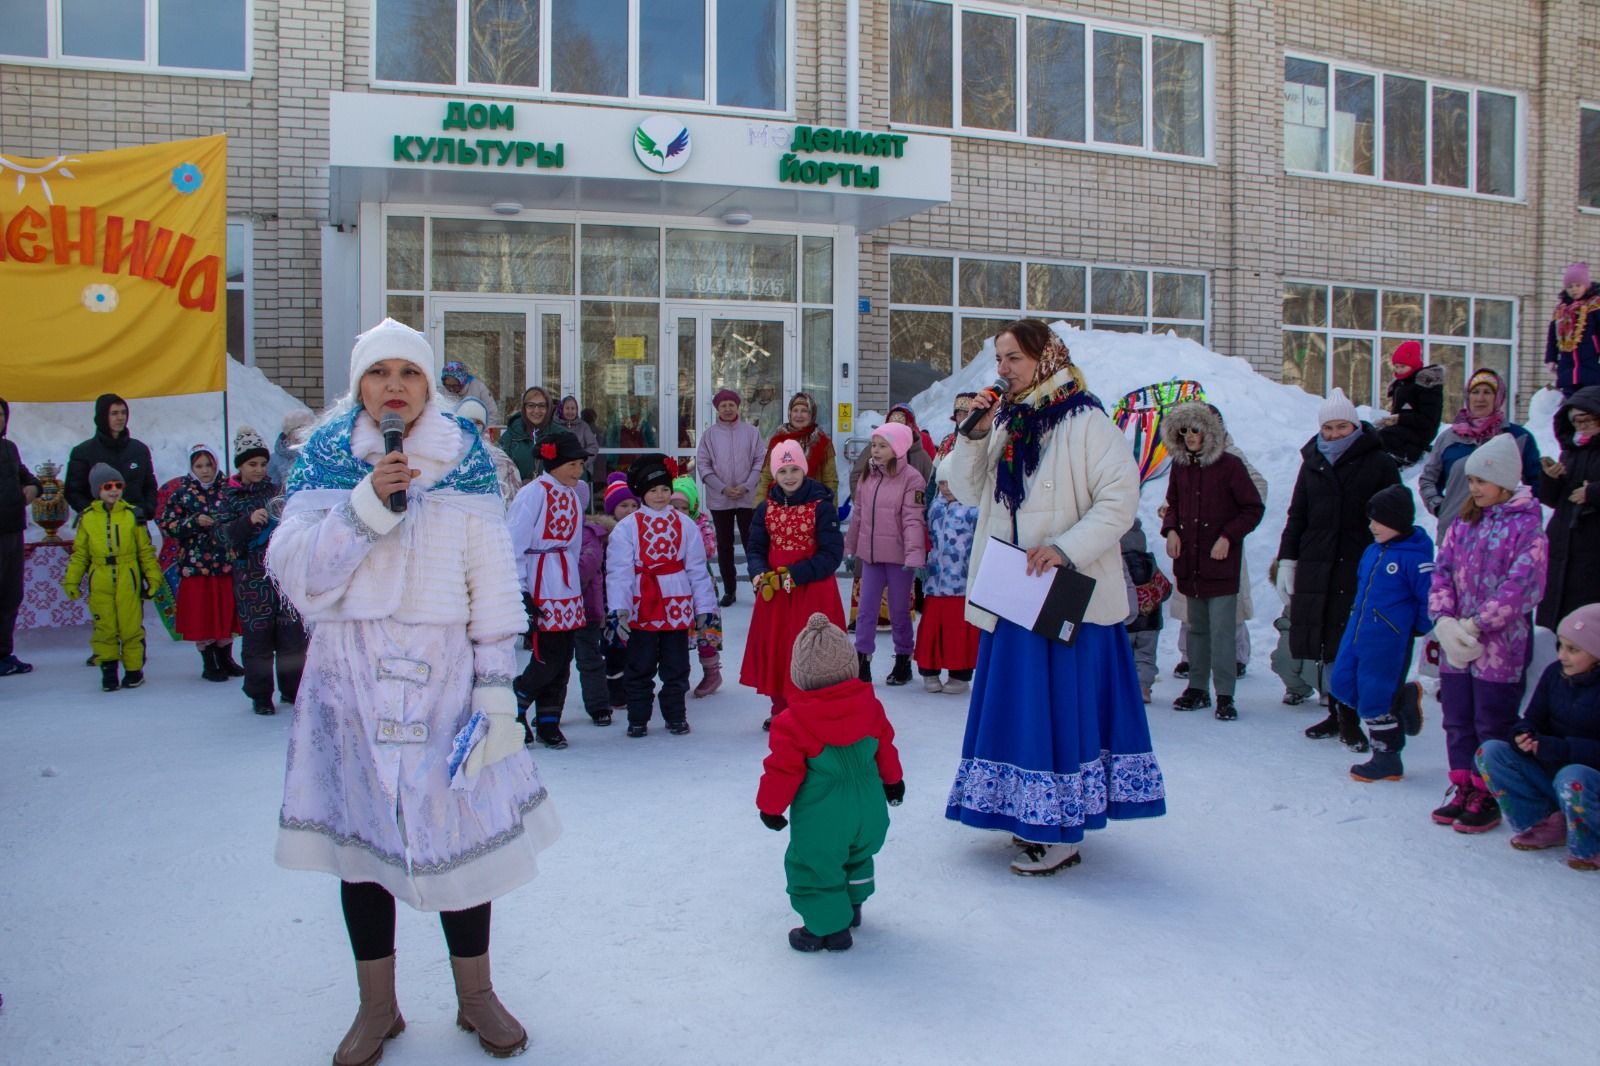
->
1161, 402, 1226, 466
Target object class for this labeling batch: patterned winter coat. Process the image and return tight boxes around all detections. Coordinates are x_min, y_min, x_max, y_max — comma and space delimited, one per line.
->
217, 475, 288, 630
922, 479, 979, 597
1428, 487, 1548, 684
157, 474, 232, 577
580, 516, 613, 627
1546, 283, 1600, 395
747, 477, 844, 585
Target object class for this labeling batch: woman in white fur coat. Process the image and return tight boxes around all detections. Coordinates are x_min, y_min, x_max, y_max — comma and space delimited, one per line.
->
942, 320, 1167, 876
267, 318, 559, 1064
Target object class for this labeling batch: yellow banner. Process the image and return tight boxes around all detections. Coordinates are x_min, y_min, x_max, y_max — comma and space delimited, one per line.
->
0, 135, 228, 401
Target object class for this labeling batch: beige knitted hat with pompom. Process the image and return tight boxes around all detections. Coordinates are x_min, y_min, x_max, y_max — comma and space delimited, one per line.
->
790, 613, 858, 691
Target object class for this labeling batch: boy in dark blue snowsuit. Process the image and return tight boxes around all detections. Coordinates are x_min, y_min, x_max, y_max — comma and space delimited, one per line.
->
1329, 484, 1434, 782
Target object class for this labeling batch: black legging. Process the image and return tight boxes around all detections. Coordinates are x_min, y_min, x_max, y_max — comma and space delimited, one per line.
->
340, 881, 491, 961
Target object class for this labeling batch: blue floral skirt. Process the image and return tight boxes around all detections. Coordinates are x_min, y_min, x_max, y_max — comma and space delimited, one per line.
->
945, 619, 1166, 844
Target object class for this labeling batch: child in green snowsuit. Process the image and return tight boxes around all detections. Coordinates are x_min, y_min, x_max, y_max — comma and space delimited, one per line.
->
64, 462, 163, 692
757, 612, 905, 952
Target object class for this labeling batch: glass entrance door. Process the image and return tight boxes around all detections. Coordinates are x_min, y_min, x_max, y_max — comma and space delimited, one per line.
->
666, 307, 796, 466
431, 299, 573, 429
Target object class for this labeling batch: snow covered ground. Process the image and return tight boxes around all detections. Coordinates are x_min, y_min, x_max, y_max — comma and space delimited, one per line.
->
1, 593, 1589, 1065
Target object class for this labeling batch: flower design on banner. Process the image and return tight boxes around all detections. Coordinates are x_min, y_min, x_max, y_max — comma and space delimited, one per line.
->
170, 163, 204, 194
82, 284, 119, 313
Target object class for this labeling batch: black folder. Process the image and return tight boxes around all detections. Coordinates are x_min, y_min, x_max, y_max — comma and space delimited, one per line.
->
967, 537, 1097, 645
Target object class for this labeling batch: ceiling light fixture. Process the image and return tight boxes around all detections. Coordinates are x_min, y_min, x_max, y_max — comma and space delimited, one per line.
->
491, 200, 523, 215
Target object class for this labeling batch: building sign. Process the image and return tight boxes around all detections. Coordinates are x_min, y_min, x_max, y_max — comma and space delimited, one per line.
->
837, 402, 853, 433
778, 126, 910, 190
633, 116, 691, 174
390, 101, 565, 170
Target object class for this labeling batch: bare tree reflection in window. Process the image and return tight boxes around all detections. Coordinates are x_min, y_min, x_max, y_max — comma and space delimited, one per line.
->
1429, 343, 1466, 415
377, 0, 456, 83
1382, 290, 1423, 334
1091, 267, 1147, 317
1332, 336, 1374, 406
1282, 332, 1326, 395
961, 10, 1016, 131
890, 253, 954, 306
1582, 108, 1600, 209
1383, 75, 1426, 185
1477, 92, 1517, 197
1153, 272, 1205, 320
1283, 282, 1327, 328
890, 0, 952, 127
1429, 295, 1470, 337
889, 309, 952, 406
1153, 37, 1204, 156
1331, 287, 1377, 331
1334, 70, 1375, 175
1027, 263, 1086, 313
1431, 86, 1469, 188
718, 0, 784, 110
470, 0, 539, 86
1474, 299, 1514, 340
958, 258, 1020, 309
1027, 18, 1085, 142
1093, 31, 1143, 146
552, 0, 627, 96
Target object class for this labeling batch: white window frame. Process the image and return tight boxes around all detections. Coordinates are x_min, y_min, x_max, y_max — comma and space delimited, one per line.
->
886, 248, 1209, 403
0, 0, 253, 78
888, 0, 1215, 164
368, 0, 797, 119
1280, 279, 1520, 414
1282, 52, 1525, 202
226, 219, 254, 366
1580, 102, 1600, 214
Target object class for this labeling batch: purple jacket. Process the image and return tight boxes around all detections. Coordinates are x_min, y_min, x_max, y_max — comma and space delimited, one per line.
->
580, 517, 611, 625
844, 460, 928, 568
1429, 487, 1549, 684
696, 417, 765, 511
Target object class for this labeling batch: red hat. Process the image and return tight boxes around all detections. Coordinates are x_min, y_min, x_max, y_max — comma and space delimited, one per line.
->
1391, 340, 1423, 379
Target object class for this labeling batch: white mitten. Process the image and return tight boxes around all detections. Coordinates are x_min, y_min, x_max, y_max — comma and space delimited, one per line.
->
1434, 617, 1484, 669
463, 687, 524, 780
1274, 560, 1297, 607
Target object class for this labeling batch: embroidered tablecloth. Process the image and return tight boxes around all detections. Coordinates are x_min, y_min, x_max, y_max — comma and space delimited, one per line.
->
20, 541, 89, 630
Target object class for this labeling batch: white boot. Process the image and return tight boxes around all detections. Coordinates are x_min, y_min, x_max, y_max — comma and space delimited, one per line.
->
942, 678, 969, 695
922, 674, 943, 693
1009, 842, 1081, 876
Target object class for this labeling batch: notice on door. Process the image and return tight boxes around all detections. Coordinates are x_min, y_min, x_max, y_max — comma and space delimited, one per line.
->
837, 402, 853, 433
634, 365, 657, 397
603, 365, 630, 395
614, 336, 646, 361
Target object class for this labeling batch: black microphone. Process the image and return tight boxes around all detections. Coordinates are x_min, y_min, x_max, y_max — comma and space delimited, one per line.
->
957, 380, 1007, 439
379, 411, 407, 513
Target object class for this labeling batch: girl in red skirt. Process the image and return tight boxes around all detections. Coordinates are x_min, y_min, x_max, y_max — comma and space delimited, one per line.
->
915, 459, 982, 694
157, 443, 242, 682
742, 441, 846, 729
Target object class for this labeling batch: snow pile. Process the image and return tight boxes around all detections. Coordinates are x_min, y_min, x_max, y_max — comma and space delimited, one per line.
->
6, 359, 309, 533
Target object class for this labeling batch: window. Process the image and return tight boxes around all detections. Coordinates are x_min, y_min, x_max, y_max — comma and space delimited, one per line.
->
890, 0, 1209, 160
1283, 55, 1520, 198
0, 0, 249, 73
374, 0, 789, 113
225, 220, 252, 365
888, 250, 1208, 405
1582, 106, 1600, 210
1282, 281, 1518, 415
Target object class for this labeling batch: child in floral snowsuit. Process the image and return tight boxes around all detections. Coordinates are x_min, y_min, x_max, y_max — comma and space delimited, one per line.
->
914, 458, 981, 694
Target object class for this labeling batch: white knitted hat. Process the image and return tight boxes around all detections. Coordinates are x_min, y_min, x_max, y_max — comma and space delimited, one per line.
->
349, 318, 436, 401
1317, 387, 1359, 427
1463, 432, 1523, 492
454, 397, 489, 427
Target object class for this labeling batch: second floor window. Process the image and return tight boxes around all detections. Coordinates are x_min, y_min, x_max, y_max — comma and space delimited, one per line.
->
1284, 55, 1519, 198
1582, 106, 1600, 210
1, 0, 249, 74
374, 0, 788, 113
889, 0, 1209, 159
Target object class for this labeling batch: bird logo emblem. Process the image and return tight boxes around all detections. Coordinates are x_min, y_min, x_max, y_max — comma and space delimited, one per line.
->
633, 116, 692, 174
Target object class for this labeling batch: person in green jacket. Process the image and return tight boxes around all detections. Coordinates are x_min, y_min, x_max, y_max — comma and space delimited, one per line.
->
757, 613, 905, 952
64, 463, 163, 692
500, 386, 553, 482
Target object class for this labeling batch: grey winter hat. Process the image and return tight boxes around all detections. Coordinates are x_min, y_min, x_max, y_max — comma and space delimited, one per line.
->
1463, 432, 1522, 492
88, 462, 122, 491
790, 613, 858, 691
1317, 387, 1359, 427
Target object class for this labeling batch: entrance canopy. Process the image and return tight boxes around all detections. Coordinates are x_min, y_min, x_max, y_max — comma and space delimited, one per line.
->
327, 93, 951, 231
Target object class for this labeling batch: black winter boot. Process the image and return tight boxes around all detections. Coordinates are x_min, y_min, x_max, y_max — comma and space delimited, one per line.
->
218, 642, 246, 678
885, 654, 913, 686
788, 926, 853, 952
101, 660, 120, 692
1394, 681, 1425, 736
200, 645, 229, 683
515, 712, 535, 746
1303, 708, 1341, 739
857, 653, 871, 683
1336, 702, 1369, 753
121, 668, 145, 689
1213, 694, 1237, 720
1172, 687, 1211, 711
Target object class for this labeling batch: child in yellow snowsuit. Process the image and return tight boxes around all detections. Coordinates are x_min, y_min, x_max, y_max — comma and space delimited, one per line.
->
64, 463, 162, 691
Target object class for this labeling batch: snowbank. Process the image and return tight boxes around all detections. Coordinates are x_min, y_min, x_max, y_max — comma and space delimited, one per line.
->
7, 359, 309, 534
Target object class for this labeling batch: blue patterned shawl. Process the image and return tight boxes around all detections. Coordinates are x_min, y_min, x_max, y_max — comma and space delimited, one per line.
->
285, 406, 500, 500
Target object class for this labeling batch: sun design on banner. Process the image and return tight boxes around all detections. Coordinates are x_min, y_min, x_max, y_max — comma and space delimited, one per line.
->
0, 153, 80, 205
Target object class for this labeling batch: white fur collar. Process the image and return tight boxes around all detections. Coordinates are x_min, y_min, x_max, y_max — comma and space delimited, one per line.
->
351, 404, 467, 490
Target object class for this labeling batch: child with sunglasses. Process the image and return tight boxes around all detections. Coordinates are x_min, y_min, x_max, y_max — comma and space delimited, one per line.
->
64, 463, 163, 691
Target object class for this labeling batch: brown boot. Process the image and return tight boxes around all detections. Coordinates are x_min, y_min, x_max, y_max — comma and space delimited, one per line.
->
333, 955, 405, 1066
451, 953, 528, 1057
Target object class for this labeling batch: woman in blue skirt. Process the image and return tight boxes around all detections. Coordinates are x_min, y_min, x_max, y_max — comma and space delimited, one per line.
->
944, 320, 1167, 874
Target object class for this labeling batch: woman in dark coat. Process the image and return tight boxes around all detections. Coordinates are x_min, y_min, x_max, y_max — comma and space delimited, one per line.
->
1537, 386, 1600, 633
1276, 388, 1401, 748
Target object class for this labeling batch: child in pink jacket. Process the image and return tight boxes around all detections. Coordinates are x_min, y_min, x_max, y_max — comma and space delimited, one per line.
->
845, 422, 928, 686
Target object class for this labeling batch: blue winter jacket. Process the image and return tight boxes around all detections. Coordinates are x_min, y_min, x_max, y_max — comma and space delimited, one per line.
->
747, 477, 843, 587
1328, 527, 1435, 718
1514, 662, 1600, 775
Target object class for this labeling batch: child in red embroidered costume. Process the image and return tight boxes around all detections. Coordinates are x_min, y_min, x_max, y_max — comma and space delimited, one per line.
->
742, 440, 847, 730
507, 430, 589, 749
605, 454, 720, 737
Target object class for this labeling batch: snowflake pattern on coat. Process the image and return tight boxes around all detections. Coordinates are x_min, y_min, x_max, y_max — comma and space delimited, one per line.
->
1428, 486, 1548, 684
923, 489, 979, 597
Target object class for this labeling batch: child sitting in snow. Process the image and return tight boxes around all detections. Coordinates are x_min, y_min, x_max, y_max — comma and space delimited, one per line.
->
64, 463, 163, 692
1327, 485, 1433, 782
758, 613, 904, 953
742, 440, 845, 730
914, 458, 982, 694
605, 454, 719, 737
1477, 604, 1600, 871
670, 474, 724, 698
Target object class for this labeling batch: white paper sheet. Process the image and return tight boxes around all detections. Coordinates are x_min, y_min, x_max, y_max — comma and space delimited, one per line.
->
967, 537, 1054, 631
